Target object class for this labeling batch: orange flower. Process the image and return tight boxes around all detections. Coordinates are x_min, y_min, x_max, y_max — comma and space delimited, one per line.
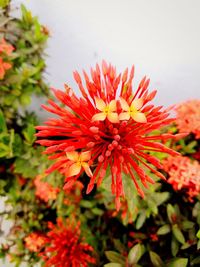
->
92, 98, 119, 123
24, 232, 47, 252
34, 174, 60, 202
176, 99, 200, 139
0, 57, 12, 79
119, 97, 146, 123
0, 38, 14, 55
164, 155, 200, 201
66, 150, 93, 178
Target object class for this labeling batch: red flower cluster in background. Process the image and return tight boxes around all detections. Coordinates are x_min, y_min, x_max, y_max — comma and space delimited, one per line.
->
36, 61, 181, 210
164, 155, 200, 201
24, 232, 47, 252
176, 99, 200, 139
34, 174, 60, 203
40, 218, 96, 267
0, 38, 14, 79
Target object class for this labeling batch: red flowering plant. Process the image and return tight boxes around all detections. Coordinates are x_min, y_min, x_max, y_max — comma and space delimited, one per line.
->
36, 61, 182, 210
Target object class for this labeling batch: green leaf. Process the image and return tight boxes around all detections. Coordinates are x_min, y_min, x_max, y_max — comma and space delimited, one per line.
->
0, 109, 7, 133
149, 251, 164, 267
172, 224, 185, 244
171, 237, 179, 257
80, 200, 95, 208
153, 192, 170, 206
182, 221, 195, 230
167, 204, 176, 223
197, 240, 200, 250
22, 124, 36, 144
196, 229, 200, 239
167, 258, 188, 267
128, 244, 143, 264
105, 251, 125, 264
157, 224, 171, 235
0, 0, 10, 8
136, 211, 146, 229
104, 264, 123, 267
191, 256, 200, 266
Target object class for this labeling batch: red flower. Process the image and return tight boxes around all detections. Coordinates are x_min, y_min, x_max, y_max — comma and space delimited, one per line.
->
36, 61, 180, 210
176, 99, 200, 139
24, 232, 47, 252
34, 174, 60, 203
0, 57, 12, 79
0, 38, 14, 55
164, 155, 200, 201
40, 218, 96, 267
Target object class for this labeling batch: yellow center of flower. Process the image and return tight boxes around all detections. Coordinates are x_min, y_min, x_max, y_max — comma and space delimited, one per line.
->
103, 106, 110, 114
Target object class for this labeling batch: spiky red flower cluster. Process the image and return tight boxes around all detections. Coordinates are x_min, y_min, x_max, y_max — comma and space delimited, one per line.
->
36, 61, 181, 210
40, 218, 96, 267
164, 155, 200, 201
0, 38, 14, 79
34, 174, 60, 203
24, 232, 47, 252
176, 99, 200, 139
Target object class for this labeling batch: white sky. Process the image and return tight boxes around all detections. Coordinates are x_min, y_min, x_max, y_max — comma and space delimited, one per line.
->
12, 0, 200, 116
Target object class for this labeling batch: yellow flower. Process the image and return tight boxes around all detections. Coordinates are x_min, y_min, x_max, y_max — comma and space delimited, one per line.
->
92, 97, 119, 123
119, 97, 147, 123
66, 151, 93, 177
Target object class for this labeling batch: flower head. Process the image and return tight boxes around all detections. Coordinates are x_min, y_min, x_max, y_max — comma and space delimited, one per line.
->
40, 218, 96, 267
164, 155, 200, 201
34, 174, 60, 202
24, 232, 47, 252
0, 38, 14, 55
36, 61, 180, 210
0, 57, 12, 79
176, 99, 200, 139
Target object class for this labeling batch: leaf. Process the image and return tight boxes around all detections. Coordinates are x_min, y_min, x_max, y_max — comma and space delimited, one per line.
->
171, 237, 179, 257
191, 256, 200, 266
80, 200, 95, 208
136, 211, 146, 229
0, 0, 9, 8
128, 244, 143, 264
153, 192, 170, 206
22, 124, 36, 144
172, 224, 185, 244
167, 258, 188, 267
196, 229, 200, 239
0, 109, 7, 133
104, 264, 123, 267
157, 224, 171, 235
167, 204, 176, 223
149, 251, 164, 267
182, 221, 195, 230
105, 251, 125, 264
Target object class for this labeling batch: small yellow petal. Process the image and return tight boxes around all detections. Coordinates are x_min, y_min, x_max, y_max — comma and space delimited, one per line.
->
80, 151, 91, 162
108, 100, 117, 112
82, 162, 93, 177
131, 98, 143, 110
119, 112, 130, 121
68, 163, 81, 176
107, 112, 119, 123
66, 151, 79, 161
92, 112, 106, 122
94, 97, 106, 111
132, 112, 147, 123
119, 97, 129, 111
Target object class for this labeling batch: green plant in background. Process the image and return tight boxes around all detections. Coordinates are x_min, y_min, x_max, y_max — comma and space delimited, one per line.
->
0, 2, 49, 122
0, 1, 200, 267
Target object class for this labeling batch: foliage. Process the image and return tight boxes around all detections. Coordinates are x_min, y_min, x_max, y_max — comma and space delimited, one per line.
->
0, 1, 200, 267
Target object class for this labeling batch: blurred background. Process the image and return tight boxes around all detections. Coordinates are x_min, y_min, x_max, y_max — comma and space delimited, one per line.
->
12, 0, 200, 111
